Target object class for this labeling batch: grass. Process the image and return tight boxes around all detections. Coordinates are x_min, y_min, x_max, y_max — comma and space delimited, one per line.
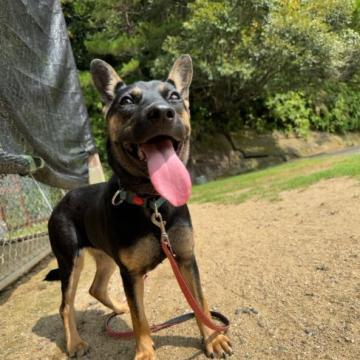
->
4, 222, 47, 240
190, 153, 360, 204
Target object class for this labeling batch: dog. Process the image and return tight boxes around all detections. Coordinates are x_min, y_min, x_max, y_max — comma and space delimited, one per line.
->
46, 55, 232, 359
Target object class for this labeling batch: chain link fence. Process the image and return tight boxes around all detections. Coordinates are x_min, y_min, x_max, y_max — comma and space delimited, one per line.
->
0, 173, 63, 290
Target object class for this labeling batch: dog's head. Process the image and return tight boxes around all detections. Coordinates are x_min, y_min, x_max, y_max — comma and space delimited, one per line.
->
90, 55, 193, 206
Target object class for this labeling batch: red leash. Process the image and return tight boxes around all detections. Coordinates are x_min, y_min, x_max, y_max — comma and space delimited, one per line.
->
106, 209, 230, 338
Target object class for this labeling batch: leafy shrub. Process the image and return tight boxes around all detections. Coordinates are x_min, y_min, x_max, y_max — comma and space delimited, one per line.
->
310, 83, 360, 133
265, 92, 311, 137
258, 84, 360, 137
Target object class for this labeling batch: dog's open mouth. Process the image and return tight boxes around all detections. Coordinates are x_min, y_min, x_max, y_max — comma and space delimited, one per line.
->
124, 136, 191, 207
124, 135, 182, 162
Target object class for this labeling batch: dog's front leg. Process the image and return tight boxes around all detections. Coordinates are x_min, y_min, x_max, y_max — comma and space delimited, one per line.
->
121, 270, 155, 360
177, 256, 233, 359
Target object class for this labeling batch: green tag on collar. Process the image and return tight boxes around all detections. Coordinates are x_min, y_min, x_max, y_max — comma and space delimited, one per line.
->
149, 197, 167, 211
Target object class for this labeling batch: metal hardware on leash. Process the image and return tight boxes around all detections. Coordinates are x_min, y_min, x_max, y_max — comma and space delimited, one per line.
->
112, 189, 124, 206
151, 204, 164, 228
151, 204, 176, 257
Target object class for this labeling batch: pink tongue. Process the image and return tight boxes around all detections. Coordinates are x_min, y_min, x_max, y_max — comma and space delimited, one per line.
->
140, 139, 191, 206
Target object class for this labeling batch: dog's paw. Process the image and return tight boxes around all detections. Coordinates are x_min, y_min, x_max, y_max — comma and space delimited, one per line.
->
68, 340, 90, 358
134, 348, 156, 360
204, 333, 233, 359
134, 339, 156, 360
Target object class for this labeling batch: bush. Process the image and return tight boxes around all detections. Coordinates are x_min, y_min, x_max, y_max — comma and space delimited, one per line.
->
311, 84, 360, 133
265, 92, 311, 137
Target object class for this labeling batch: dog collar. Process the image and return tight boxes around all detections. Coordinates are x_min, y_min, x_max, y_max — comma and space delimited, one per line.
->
111, 186, 166, 210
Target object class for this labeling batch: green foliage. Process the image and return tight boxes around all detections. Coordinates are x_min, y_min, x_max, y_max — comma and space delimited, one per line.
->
266, 92, 311, 137
61, 0, 360, 161
61, 0, 96, 69
262, 84, 360, 136
157, 0, 360, 106
78, 71, 106, 158
311, 82, 360, 133
120, 58, 140, 77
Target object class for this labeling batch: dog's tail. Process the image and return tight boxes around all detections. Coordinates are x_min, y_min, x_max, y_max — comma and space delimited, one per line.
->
44, 268, 61, 281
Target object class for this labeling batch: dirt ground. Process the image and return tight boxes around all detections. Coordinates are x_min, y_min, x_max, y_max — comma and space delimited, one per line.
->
0, 177, 359, 360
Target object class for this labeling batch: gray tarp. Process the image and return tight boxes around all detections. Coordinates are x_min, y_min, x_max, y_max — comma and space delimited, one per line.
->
0, 0, 96, 189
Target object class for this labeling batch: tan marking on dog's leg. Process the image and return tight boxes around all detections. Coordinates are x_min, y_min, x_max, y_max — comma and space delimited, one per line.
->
88, 248, 129, 314
123, 274, 155, 360
178, 260, 233, 358
60, 253, 89, 358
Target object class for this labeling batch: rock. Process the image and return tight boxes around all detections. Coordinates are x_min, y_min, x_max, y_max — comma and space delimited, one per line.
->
192, 133, 233, 156
190, 130, 360, 181
275, 131, 360, 158
235, 306, 259, 315
304, 328, 316, 336
315, 265, 329, 271
194, 175, 207, 185
230, 130, 282, 158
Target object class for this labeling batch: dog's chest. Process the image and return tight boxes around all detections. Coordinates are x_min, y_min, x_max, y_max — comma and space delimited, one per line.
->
118, 233, 164, 273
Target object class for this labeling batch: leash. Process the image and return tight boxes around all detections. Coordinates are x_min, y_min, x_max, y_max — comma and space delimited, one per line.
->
106, 311, 229, 338
106, 205, 230, 338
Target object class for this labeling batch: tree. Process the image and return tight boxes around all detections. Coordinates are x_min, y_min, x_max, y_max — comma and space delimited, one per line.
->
61, 0, 360, 162
155, 0, 360, 130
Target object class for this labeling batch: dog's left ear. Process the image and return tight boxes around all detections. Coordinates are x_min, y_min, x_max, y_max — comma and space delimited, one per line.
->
90, 59, 124, 103
167, 55, 193, 102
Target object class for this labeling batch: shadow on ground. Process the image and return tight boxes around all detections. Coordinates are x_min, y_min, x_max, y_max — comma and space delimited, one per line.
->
32, 309, 203, 359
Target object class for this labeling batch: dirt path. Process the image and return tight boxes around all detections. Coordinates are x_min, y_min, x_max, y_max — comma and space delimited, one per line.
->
1, 177, 359, 360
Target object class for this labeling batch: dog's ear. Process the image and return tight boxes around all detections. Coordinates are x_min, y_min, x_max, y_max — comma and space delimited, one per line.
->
90, 59, 124, 103
167, 55, 193, 102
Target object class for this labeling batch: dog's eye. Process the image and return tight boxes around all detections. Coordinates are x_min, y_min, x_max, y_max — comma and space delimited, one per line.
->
168, 92, 181, 101
120, 96, 134, 105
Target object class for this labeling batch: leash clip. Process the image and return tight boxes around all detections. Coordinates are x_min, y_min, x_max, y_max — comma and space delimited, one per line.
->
151, 205, 176, 257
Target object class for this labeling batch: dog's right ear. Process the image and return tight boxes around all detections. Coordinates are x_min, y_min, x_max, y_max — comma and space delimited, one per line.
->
90, 59, 124, 103
167, 55, 193, 103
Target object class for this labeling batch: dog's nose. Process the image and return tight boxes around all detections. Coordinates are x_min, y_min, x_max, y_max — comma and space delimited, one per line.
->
146, 104, 175, 123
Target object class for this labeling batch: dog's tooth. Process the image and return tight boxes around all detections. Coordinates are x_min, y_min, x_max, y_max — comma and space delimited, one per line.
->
177, 142, 183, 156
137, 148, 145, 161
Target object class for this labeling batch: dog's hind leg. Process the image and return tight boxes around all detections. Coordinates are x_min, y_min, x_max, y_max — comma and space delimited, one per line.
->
59, 251, 89, 358
48, 213, 89, 358
88, 248, 129, 314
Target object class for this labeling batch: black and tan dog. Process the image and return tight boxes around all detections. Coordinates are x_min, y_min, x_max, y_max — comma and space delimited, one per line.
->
46, 55, 232, 359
